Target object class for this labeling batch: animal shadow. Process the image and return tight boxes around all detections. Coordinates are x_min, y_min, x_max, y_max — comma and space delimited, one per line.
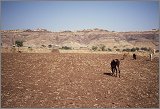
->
103, 72, 112, 76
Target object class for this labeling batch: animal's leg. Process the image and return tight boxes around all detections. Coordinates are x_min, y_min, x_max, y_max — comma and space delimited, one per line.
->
115, 68, 117, 77
111, 67, 114, 76
117, 67, 120, 78
113, 68, 116, 77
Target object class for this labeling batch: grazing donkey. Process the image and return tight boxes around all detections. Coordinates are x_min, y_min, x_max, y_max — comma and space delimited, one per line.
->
133, 54, 136, 60
111, 59, 120, 78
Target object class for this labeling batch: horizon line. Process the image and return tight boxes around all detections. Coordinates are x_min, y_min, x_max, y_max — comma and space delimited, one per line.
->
1, 28, 159, 32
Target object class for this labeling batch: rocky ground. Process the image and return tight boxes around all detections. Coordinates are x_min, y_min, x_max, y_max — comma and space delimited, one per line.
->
1, 53, 159, 108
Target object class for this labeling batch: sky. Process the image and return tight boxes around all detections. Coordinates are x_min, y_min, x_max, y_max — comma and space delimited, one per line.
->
1, 1, 159, 32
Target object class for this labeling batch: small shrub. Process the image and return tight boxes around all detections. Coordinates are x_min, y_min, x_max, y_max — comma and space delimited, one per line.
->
28, 46, 33, 51
101, 45, 106, 51
116, 49, 120, 51
108, 48, 112, 51
156, 50, 159, 52
113, 46, 117, 48
42, 45, 46, 47
61, 46, 72, 50
135, 47, 139, 51
131, 48, 136, 52
48, 44, 52, 48
99, 44, 106, 51
92, 46, 98, 51
123, 48, 131, 52
141, 47, 149, 51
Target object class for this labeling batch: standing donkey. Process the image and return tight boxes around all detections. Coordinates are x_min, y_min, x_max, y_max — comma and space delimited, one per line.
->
111, 59, 120, 78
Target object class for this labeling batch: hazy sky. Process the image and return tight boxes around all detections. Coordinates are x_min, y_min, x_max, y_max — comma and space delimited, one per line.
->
1, 1, 159, 32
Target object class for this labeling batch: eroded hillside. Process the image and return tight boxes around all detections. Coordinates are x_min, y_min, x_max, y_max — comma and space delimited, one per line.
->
1, 29, 159, 50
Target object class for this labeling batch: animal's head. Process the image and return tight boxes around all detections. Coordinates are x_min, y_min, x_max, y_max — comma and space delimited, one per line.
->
115, 59, 119, 61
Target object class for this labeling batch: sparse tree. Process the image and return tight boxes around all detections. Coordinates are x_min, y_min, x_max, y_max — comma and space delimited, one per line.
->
15, 40, 23, 52
135, 47, 139, 51
101, 45, 106, 51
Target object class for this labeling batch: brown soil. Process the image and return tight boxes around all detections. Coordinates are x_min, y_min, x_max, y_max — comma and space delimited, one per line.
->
1, 53, 159, 108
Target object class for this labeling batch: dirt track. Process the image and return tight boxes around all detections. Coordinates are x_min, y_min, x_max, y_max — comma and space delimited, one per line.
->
1, 53, 159, 108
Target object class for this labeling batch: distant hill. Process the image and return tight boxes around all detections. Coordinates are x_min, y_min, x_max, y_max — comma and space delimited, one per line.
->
1, 28, 159, 50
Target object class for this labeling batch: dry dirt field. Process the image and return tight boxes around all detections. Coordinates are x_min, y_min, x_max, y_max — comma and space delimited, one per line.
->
1, 53, 159, 108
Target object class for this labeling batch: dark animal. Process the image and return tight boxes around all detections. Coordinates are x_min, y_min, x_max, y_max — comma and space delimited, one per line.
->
133, 54, 136, 60
111, 59, 120, 78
